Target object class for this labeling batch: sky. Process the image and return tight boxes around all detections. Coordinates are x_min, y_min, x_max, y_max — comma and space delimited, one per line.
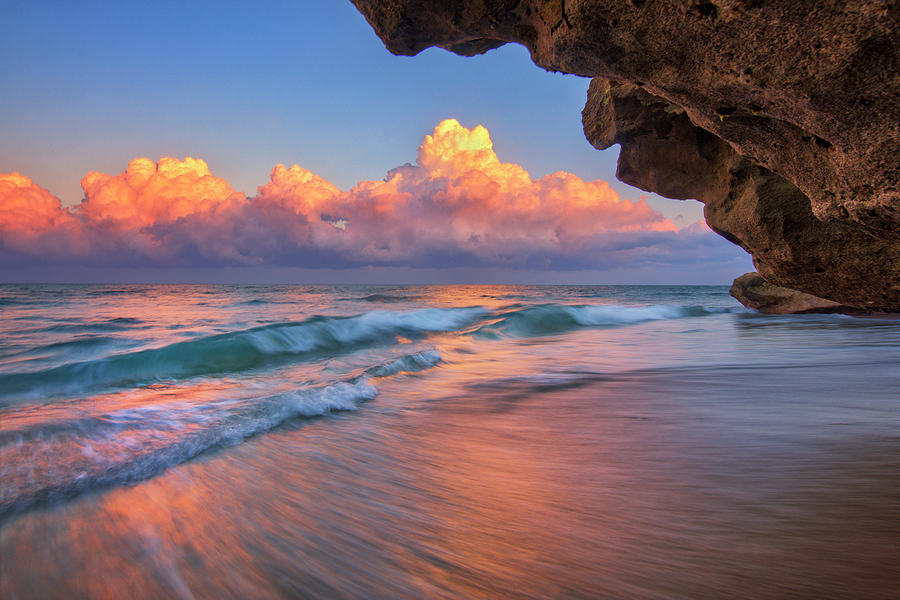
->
0, 0, 752, 283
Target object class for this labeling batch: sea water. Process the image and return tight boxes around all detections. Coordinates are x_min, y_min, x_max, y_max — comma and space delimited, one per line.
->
1, 284, 898, 599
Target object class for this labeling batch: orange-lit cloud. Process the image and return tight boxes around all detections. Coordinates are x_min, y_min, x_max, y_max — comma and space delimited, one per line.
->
1, 119, 739, 270
0, 173, 88, 258
0, 173, 67, 232
80, 157, 243, 228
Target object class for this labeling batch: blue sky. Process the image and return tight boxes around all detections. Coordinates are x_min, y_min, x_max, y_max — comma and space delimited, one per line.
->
0, 0, 752, 283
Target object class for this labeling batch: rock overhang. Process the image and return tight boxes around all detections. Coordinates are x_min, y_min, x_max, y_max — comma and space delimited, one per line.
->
349, 0, 899, 311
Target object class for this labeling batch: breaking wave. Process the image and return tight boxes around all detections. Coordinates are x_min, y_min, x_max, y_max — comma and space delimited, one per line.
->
474, 304, 735, 337
0, 349, 443, 520
0, 302, 736, 403
0, 308, 482, 402
363, 350, 442, 377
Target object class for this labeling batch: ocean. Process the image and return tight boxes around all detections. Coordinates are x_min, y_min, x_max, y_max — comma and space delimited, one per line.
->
1, 284, 898, 599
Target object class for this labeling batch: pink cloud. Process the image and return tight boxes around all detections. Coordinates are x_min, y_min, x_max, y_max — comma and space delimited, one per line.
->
1, 119, 743, 271
79, 157, 243, 228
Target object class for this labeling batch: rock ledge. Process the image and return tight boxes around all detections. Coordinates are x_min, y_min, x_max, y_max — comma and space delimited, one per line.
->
730, 272, 857, 314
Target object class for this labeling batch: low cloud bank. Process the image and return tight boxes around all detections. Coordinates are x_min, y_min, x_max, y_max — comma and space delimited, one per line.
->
2, 119, 746, 273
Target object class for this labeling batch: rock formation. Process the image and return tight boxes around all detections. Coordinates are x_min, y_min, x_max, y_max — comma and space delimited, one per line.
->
729, 272, 853, 314
349, 0, 899, 311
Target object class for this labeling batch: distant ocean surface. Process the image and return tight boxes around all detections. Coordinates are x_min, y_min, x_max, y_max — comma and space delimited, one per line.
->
1, 284, 898, 599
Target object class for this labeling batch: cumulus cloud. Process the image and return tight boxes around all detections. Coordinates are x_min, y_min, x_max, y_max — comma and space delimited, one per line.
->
79, 157, 243, 228
1, 119, 745, 271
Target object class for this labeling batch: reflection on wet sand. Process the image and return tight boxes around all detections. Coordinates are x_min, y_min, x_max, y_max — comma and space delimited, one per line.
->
3, 353, 898, 599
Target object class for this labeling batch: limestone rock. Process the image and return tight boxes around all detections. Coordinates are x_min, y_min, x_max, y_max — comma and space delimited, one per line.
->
730, 272, 852, 314
350, 0, 900, 311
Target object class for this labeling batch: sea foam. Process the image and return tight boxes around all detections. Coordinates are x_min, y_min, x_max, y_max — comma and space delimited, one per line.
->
0, 347, 443, 520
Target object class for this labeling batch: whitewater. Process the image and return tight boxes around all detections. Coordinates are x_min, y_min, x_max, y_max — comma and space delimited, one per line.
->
1, 284, 898, 599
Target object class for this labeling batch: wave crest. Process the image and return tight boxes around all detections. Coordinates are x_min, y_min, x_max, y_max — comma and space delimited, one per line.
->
0, 308, 482, 402
475, 304, 731, 337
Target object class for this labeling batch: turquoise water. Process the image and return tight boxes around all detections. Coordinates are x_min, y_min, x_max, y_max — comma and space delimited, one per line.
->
1, 284, 898, 598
